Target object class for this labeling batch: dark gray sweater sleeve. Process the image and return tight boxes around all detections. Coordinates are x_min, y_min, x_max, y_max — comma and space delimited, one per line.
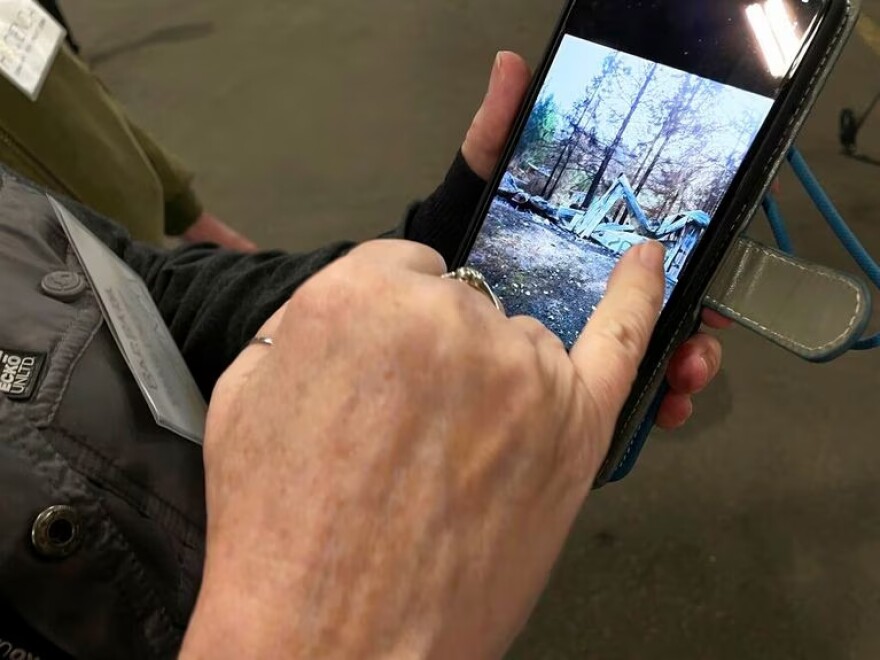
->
77, 203, 357, 396
72, 152, 486, 395
385, 152, 488, 266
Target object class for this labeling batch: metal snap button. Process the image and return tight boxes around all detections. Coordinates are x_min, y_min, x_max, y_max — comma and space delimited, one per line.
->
40, 271, 87, 302
31, 505, 81, 559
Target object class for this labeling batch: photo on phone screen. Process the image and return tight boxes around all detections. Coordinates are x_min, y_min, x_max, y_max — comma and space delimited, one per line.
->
465, 34, 777, 348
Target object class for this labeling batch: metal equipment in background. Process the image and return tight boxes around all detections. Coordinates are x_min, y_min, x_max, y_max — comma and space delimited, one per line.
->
840, 91, 880, 163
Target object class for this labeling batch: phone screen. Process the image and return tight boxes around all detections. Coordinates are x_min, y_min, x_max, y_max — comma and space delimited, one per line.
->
463, 0, 828, 348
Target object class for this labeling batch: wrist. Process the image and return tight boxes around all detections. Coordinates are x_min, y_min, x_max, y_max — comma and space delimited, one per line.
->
181, 570, 282, 658
181, 556, 435, 660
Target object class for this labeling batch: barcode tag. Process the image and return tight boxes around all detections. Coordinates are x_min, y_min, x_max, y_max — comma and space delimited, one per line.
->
0, 0, 65, 101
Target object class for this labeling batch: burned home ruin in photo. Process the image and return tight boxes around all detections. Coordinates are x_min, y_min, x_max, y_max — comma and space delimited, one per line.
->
467, 35, 773, 346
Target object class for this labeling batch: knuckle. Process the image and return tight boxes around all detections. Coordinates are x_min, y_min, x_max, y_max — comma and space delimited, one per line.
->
403, 311, 447, 356
288, 271, 335, 312
514, 316, 567, 369
500, 351, 536, 390
705, 336, 724, 374
492, 340, 547, 408
597, 314, 651, 364
448, 279, 494, 317
644, 280, 666, 309
392, 285, 460, 359
352, 239, 447, 273
289, 259, 371, 318
512, 315, 547, 340
590, 363, 631, 408
537, 326, 567, 357
630, 285, 664, 322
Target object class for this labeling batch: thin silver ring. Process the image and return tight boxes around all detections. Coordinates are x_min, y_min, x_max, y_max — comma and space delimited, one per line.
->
442, 267, 506, 315
248, 336, 275, 348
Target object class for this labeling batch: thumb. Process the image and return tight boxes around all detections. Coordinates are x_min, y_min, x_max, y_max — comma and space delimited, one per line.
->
570, 242, 667, 434
462, 51, 531, 180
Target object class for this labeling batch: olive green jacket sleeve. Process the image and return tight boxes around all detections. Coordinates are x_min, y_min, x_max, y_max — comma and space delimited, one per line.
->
126, 120, 204, 237
0, 44, 202, 244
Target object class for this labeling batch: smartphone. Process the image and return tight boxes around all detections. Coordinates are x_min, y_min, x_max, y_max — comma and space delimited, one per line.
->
454, 0, 857, 486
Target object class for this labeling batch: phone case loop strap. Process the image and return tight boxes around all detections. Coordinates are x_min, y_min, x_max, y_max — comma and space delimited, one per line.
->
704, 235, 872, 362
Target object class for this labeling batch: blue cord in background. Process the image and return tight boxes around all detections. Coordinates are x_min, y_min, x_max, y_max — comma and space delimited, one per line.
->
762, 194, 794, 254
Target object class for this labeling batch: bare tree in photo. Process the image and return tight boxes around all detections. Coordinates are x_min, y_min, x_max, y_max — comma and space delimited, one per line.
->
540, 97, 592, 199
633, 77, 709, 198
539, 52, 623, 200
514, 94, 560, 168
626, 79, 736, 223
580, 61, 659, 211
467, 36, 776, 346
492, 37, 773, 249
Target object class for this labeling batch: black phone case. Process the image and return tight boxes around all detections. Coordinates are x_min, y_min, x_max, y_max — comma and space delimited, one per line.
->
453, 0, 859, 488
596, 0, 859, 487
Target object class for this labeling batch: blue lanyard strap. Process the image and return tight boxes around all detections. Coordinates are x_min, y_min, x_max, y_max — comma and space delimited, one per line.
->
763, 149, 880, 351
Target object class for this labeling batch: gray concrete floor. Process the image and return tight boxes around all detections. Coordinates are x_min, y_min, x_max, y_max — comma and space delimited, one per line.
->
69, 1, 880, 657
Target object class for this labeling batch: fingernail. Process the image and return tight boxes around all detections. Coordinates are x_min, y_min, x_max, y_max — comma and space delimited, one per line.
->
638, 241, 666, 271
488, 52, 505, 93
495, 51, 508, 73
697, 354, 711, 385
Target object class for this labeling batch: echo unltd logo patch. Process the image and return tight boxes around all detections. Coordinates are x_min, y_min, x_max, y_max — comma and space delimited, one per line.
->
0, 348, 45, 401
